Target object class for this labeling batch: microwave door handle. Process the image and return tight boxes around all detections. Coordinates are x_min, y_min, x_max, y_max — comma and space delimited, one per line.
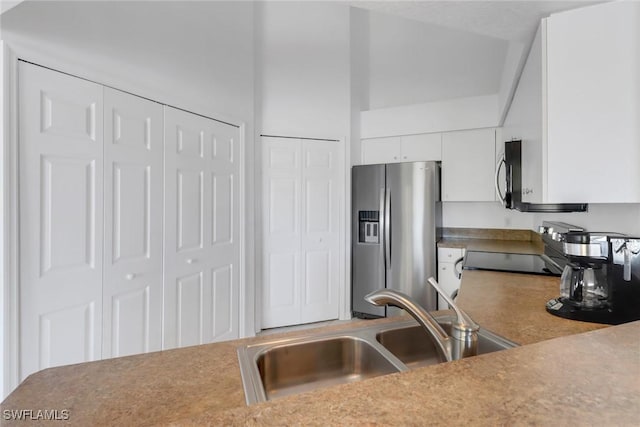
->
495, 154, 506, 206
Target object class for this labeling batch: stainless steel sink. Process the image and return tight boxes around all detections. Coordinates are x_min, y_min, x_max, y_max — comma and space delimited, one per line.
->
376, 321, 518, 370
238, 315, 518, 405
255, 336, 401, 401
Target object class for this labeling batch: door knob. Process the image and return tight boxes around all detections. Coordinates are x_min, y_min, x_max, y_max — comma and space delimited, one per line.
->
125, 273, 135, 280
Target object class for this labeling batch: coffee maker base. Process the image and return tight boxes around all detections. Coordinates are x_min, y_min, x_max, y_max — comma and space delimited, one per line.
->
546, 298, 640, 325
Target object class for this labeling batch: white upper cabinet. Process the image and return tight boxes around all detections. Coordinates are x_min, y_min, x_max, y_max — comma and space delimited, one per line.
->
504, 1, 640, 203
361, 133, 441, 164
441, 128, 496, 202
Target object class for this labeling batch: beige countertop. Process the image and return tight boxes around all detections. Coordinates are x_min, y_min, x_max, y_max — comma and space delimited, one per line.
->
3, 238, 639, 426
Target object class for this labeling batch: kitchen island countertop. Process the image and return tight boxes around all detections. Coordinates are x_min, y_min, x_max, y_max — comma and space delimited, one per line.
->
2, 239, 638, 426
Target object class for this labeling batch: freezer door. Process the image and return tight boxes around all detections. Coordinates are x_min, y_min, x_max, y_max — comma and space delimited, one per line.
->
351, 165, 386, 317
386, 162, 439, 314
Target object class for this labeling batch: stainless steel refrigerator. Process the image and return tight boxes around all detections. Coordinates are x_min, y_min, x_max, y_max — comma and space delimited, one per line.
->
352, 161, 441, 318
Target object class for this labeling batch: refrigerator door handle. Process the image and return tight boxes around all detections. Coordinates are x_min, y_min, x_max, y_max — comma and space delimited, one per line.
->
384, 188, 391, 271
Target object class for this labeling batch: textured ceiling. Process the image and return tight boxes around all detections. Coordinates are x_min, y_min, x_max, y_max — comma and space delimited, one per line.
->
349, 0, 604, 42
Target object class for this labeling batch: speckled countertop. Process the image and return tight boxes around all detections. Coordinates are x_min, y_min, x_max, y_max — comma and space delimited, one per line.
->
2, 238, 639, 426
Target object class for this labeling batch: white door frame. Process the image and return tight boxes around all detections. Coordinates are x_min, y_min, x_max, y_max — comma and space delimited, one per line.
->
1, 43, 248, 397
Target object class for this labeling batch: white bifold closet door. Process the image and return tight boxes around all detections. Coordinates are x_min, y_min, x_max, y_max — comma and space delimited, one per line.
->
19, 62, 165, 380
19, 62, 105, 379
163, 107, 240, 349
261, 136, 341, 329
102, 88, 164, 358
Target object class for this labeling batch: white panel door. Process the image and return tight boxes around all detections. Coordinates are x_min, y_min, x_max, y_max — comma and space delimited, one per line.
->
103, 88, 163, 358
164, 107, 240, 349
262, 137, 341, 328
19, 62, 104, 379
262, 137, 302, 328
300, 140, 341, 323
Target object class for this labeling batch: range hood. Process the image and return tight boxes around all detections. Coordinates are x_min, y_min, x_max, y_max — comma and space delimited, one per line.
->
502, 140, 588, 213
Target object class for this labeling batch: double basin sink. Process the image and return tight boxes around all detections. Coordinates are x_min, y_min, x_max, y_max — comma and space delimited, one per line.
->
237, 314, 518, 404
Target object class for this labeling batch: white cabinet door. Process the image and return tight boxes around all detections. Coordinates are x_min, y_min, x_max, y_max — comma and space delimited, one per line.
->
262, 137, 342, 328
19, 62, 104, 380
441, 128, 496, 201
401, 133, 442, 162
546, 1, 640, 203
163, 107, 240, 349
361, 136, 401, 164
436, 247, 464, 310
103, 88, 163, 358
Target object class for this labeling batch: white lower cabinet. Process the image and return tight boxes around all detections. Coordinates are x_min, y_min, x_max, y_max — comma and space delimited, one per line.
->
17, 61, 240, 382
437, 247, 465, 309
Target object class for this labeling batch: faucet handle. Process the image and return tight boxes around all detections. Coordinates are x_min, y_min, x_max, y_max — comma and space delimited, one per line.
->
427, 277, 479, 332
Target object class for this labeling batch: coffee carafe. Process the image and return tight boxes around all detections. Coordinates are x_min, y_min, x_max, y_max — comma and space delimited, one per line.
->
559, 232, 611, 309
560, 262, 608, 308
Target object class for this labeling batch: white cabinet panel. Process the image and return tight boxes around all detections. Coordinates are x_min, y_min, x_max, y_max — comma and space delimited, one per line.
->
437, 247, 464, 310
19, 62, 104, 380
505, 2, 640, 203
441, 128, 496, 201
546, 1, 640, 203
401, 133, 442, 161
361, 136, 401, 164
103, 87, 163, 359
262, 137, 341, 328
164, 107, 240, 349
360, 133, 442, 165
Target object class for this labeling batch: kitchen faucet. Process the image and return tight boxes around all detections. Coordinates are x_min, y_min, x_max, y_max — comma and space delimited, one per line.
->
365, 277, 479, 362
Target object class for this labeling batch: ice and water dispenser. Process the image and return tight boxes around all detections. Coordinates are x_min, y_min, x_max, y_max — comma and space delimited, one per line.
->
358, 211, 380, 244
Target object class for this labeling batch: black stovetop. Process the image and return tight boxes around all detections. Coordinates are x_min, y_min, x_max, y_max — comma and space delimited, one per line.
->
462, 251, 563, 276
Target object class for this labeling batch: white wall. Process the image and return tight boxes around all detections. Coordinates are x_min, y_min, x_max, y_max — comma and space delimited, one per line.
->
367, 9, 508, 110
0, 1, 254, 123
361, 94, 500, 139
443, 201, 640, 236
442, 202, 536, 230
255, 1, 350, 139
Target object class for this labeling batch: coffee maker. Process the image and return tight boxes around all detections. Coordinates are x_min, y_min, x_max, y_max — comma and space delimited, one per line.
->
545, 231, 640, 325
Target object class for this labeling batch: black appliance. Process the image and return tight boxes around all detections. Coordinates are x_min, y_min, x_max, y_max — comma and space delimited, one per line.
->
500, 140, 588, 213
543, 230, 640, 325
462, 251, 563, 276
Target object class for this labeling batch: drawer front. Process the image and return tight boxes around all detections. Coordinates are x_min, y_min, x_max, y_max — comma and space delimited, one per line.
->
438, 247, 464, 262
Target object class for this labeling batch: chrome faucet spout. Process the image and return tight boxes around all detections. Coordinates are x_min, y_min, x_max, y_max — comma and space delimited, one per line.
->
365, 277, 480, 361
365, 289, 452, 362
